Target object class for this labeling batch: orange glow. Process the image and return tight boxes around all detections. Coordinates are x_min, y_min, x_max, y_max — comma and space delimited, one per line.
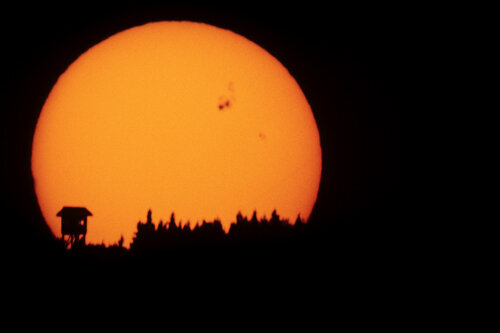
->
32, 21, 322, 246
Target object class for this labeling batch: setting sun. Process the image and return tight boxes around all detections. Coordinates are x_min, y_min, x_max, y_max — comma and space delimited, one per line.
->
31, 21, 322, 246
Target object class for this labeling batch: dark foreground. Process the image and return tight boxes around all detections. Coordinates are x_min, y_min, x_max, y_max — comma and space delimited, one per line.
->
5, 209, 410, 327
10, 213, 404, 287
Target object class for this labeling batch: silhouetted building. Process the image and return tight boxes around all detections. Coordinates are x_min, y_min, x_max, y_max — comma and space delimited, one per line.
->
57, 207, 92, 248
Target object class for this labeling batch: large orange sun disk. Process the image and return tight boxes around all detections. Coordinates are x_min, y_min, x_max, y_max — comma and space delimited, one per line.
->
32, 21, 322, 247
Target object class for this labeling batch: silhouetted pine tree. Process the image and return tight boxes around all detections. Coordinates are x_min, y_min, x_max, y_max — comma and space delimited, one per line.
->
169, 213, 177, 231
131, 209, 156, 251
270, 209, 280, 226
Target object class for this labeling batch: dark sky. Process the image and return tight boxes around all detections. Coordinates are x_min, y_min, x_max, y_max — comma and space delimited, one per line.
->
1, 2, 402, 253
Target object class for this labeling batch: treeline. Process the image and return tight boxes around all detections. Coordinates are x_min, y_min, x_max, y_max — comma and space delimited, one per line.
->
52, 207, 396, 283
129, 209, 308, 252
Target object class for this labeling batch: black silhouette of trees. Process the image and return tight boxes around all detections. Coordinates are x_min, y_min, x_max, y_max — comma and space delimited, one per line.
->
128, 209, 305, 253
65, 209, 308, 258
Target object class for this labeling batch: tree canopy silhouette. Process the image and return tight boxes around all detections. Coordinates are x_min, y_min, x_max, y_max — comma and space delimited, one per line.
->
129, 209, 305, 253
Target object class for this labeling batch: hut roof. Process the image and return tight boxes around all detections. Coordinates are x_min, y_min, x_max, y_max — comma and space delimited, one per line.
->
57, 207, 92, 217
